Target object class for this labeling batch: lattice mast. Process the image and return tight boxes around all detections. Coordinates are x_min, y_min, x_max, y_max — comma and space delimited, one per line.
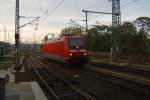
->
15, 0, 20, 69
111, 0, 121, 61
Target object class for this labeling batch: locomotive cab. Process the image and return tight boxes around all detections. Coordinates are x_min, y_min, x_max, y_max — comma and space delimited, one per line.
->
66, 36, 88, 64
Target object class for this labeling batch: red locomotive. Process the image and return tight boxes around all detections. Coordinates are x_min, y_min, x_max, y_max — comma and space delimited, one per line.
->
41, 35, 88, 64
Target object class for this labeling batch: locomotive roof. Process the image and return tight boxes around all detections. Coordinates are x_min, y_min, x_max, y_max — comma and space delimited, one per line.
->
43, 35, 82, 44
63, 35, 81, 38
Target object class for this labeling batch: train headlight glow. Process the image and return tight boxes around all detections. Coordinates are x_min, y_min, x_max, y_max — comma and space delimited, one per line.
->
84, 52, 87, 56
70, 53, 73, 56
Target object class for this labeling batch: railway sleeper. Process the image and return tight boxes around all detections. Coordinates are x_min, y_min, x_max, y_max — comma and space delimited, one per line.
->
43, 79, 62, 85
53, 88, 75, 95
39, 74, 55, 79
51, 85, 73, 91
37, 79, 66, 89
39, 82, 84, 100
48, 81, 67, 87
44, 85, 83, 100
58, 92, 82, 100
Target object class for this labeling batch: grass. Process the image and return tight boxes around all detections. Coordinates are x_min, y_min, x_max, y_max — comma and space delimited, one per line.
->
0, 63, 11, 70
88, 52, 150, 66
0, 57, 15, 70
89, 56, 111, 63
89, 52, 111, 63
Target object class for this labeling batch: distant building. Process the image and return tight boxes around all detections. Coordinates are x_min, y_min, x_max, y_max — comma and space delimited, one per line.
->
0, 42, 10, 59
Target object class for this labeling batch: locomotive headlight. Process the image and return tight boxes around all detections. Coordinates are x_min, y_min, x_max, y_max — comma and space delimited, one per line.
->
70, 53, 73, 56
84, 52, 87, 56
76, 46, 79, 49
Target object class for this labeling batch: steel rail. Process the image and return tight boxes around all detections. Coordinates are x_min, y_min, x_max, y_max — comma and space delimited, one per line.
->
36, 55, 150, 98
28, 56, 60, 100
89, 61, 150, 75
85, 62, 150, 97
88, 62, 150, 84
33, 55, 96, 100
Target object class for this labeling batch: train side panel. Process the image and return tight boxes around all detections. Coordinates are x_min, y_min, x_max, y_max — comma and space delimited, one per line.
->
42, 41, 66, 62
63, 37, 71, 63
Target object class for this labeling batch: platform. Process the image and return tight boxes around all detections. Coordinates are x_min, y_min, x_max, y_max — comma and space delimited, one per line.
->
5, 82, 48, 100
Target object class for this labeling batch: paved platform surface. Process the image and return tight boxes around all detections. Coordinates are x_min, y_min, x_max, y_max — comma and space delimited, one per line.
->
5, 82, 48, 100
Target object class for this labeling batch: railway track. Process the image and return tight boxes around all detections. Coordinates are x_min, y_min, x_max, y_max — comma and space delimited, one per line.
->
86, 62, 150, 98
89, 62, 150, 77
88, 62, 150, 86
37, 55, 150, 99
27, 55, 95, 100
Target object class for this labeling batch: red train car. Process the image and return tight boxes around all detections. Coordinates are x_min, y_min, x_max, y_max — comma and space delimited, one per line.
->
41, 35, 88, 64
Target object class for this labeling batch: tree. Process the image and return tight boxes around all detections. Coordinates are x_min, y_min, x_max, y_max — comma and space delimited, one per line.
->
44, 35, 48, 42
60, 27, 82, 37
60, 17, 150, 63
135, 17, 150, 57
135, 17, 150, 33
86, 25, 111, 52
120, 21, 149, 63
120, 22, 137, 56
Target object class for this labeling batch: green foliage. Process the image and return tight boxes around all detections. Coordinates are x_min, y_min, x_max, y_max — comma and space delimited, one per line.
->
0, 64, 10, 70
120, 21, 150, 63
61, 17, 150, 63
44, 35, 48, 41
60, 27, 82, 37
135, 17, 150, 33
120, 22, 137, 55
85, 25, 111, 52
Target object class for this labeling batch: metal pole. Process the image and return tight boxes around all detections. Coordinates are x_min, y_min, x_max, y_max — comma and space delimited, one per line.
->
112, 0, 121, 62
15, 0, 20, 69
4, 26, 6, 42
7, 33, 9, 43
82, 10, 112, 31
82, 10, 88, 31
34, 33, 36, 51
85, 11, 88, 30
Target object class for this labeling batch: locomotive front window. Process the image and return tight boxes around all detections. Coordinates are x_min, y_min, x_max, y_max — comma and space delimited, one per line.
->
69, 38, 84, 48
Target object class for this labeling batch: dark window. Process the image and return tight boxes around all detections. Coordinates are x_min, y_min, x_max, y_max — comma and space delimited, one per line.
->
69, 38, 84, 48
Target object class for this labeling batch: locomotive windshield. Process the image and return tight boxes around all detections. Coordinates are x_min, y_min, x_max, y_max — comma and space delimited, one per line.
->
69, 38, 84, 48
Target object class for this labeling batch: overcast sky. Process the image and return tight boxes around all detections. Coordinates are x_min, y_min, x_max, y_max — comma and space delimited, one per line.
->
0, 0, 149, 44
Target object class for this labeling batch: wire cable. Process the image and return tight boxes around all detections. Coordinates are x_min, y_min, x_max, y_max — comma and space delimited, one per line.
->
122, 0, 143, 8
47, 0, 65, 16
44, 0, 58, 15
21, 2, 29, 16
89, 0, 143, 23
121, 0, 145, 22
37, 0, 44, 13
84, 2, 111, 21
74, 0, 82, 16
40, 0, 65, 23
85, 1, 104, 10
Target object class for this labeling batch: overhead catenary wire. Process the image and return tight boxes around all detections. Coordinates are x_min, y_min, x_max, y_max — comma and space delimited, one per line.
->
21, 2, 29, 16
88, 0, 142, 21
86, 0, 143, 22
43, 0, 58, 15
22, 0, 147, 31
84, 3, 111, 22
87, 0, 144, 24
46, 0, 65, 16
142, 7, 150, 13
34, 0, 60, 24
74, 0, 82, 17
122, 0, 143, 8
85, 0, 106, 10
40, 0, 65, 23
37, 0, 44, 13
121, 0, 145, 22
